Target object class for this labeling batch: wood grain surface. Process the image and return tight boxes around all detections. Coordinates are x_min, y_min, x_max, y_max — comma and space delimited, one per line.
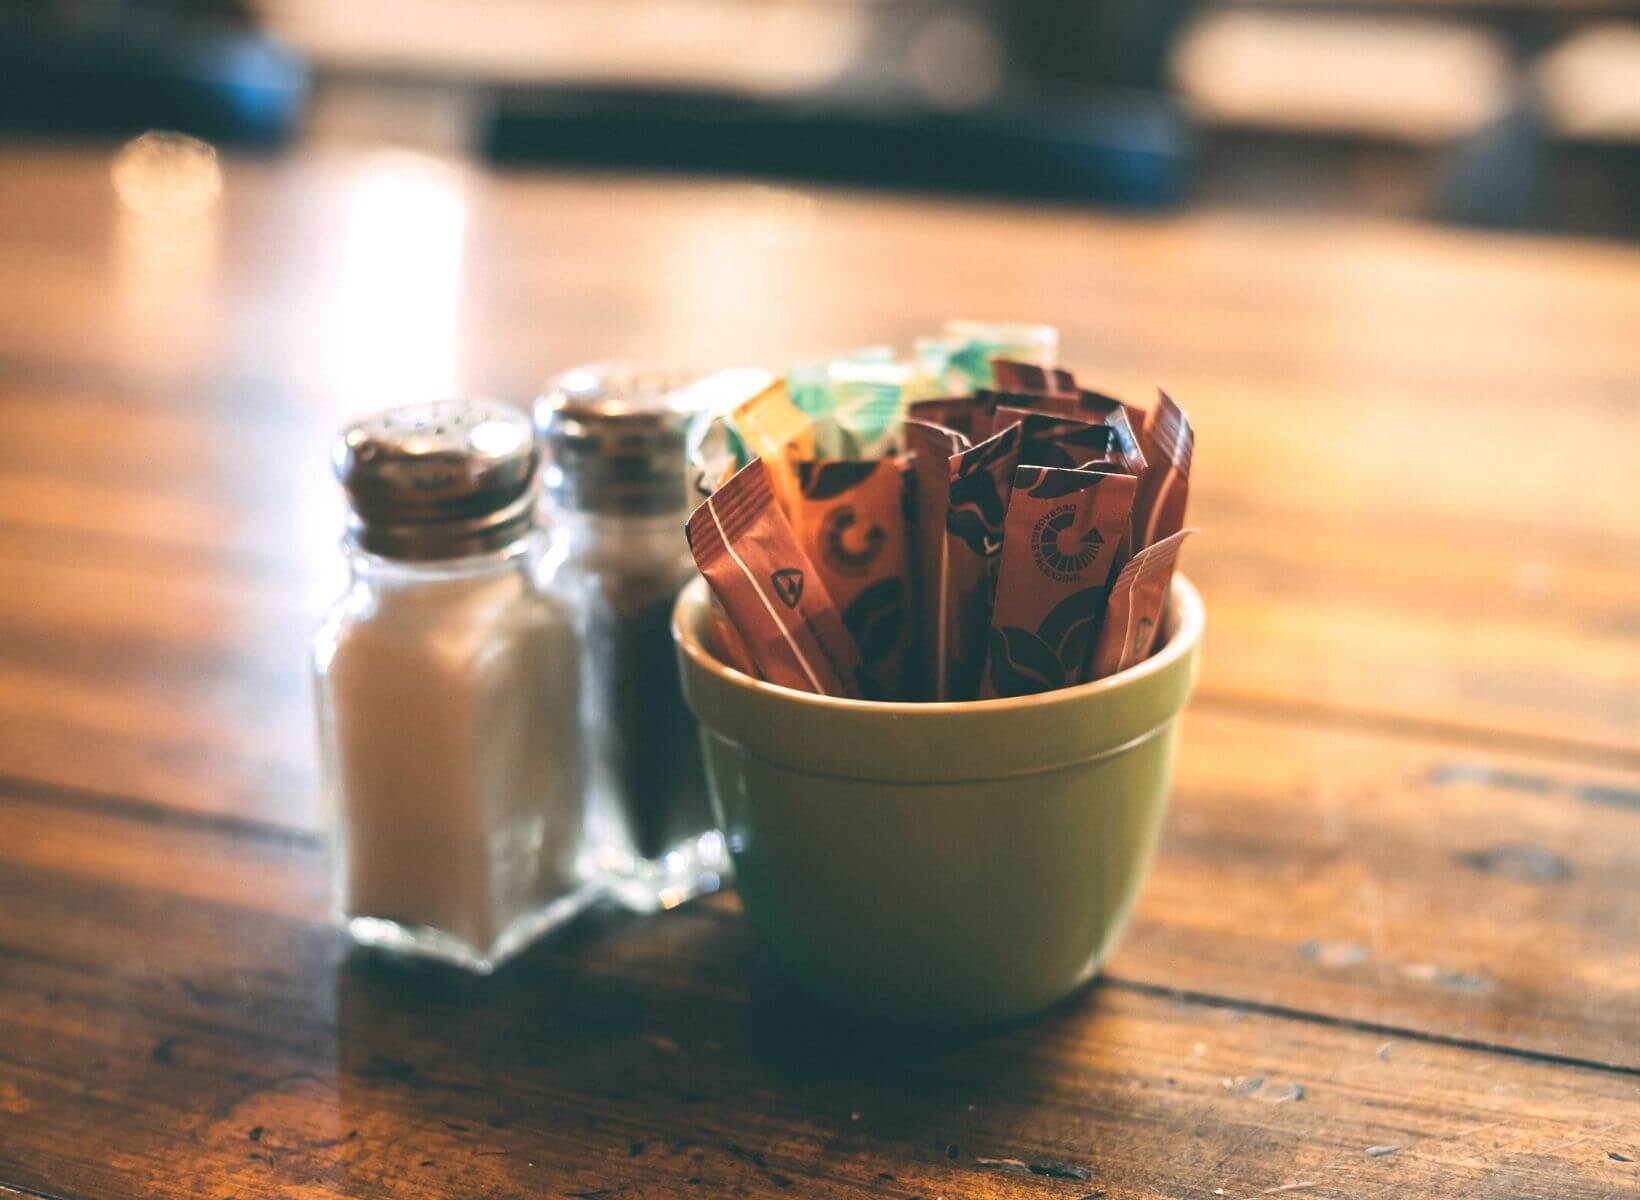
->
4, 789, 1639, 1200
0, 142, 1636, 1198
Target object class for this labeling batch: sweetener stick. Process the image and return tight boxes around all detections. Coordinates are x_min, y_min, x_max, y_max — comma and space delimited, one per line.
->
1095, 405, 1148, 477
999, 410, 1118, 469
992, 358, 1077, 397
981, 467, 1137, 698
1076, 388, 1151, 438
1088, 528, 1195, 679
907, 395, 979, 438
707, 589, 762, 679
905, 419, 1022, 701
793, 456, 915, 699
686, 458, 863, 698
1131, 389, 1194, 551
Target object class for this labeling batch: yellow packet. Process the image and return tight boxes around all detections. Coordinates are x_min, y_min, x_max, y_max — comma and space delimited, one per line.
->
733, 380, 813, 518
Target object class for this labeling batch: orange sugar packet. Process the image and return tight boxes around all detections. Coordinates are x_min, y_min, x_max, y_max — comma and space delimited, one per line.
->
686, 458, 863, 698
1088, 528, 1194, 680
792, 456, 915, 699
905, 419, 1023, 701
1131, 389, 1194, 551
981, 467, 1138, 698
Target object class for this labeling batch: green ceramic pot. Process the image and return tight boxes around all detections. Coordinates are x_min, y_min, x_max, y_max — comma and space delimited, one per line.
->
672, 574, 1203, 1028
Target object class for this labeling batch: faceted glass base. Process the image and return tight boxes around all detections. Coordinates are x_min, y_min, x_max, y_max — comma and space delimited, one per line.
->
589, 829, 732, 914
343, 880, 604, 974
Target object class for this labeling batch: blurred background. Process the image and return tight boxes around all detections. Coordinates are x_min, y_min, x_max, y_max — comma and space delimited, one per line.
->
1, 0, 1636, 235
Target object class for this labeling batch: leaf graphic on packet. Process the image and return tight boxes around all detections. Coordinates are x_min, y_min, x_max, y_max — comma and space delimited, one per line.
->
986, 627, 1067, 697
979, 466, 1137, 698
1037, 585, 1110, 674
843, 578, 908, 667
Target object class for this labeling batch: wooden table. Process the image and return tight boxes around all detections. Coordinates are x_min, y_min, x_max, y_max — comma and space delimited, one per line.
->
1, 142, 1636, 1199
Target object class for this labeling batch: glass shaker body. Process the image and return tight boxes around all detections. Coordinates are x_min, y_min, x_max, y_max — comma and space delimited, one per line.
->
535, 364, 735, 912
315, 398, 595, 973
315, 537, 594, 971
536, 508, 725, 911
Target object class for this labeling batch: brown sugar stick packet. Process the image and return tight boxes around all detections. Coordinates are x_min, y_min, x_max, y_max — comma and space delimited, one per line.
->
974, 384, 1115, 441
1089, 528, 1195, 679
1002, 410, 1118, 468
905, 419, 1023, 700
992, 357, 1148, 440
985, 359, 1082, 440
1088, 403, 1148, 477
707, 590, 762, 679
977, 382, 1145, 458
686, 458, 863, 698
1005, 411, 1138, 595
992, 358, 1078, 398
905, 419, 963, 701
1076, 388, 1150, 437
1066, 389, 1154, 556
970, 390, 1050, 440
907, 395, 979, 439
1130, 389, 1194, 551
1003, 406, 1142, 579
981, 467, 1138, 698
942, 423, 1025, 700
792, 457, 915, 700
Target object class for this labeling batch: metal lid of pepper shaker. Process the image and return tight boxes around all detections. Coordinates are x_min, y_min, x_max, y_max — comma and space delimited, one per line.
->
535, 363, 710, 517
333, 399, 538, 561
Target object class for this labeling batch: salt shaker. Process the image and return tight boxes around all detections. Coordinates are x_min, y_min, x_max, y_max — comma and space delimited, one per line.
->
313, 399, 595, 972
535, 365, 728, 911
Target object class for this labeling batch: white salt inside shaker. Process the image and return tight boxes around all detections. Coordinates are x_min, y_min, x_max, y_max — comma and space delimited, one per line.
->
313, 399, 594, 972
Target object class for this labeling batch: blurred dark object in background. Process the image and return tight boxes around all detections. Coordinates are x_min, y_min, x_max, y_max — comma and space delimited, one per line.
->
485, 84, 1189, 208
482, 0, 1196, 207
998, 0, 1191, 91
0, 0, 307, 146
1173, 4, 1639, 238
0, 0, 1632, 236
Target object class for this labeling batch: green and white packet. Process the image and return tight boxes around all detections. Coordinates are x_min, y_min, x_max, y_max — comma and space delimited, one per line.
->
683, 367, 771, 498
786, 348, 906, 458
820, 361, 910, 458
909, 320, 1059, 397
787, 345, 894, 418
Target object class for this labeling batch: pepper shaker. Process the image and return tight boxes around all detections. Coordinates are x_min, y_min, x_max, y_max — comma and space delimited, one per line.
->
313, 399, 595, 971
535, 365, 729, 911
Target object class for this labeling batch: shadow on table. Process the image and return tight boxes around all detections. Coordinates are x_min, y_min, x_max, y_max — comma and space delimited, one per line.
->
325, 898, 1109, 1185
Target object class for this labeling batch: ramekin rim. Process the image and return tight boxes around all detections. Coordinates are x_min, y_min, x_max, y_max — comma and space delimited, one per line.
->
672, 572, 1203, 716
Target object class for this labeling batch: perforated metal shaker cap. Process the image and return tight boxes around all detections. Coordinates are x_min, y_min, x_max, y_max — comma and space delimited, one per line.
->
537, 363, 706, 516
333, 399, 537, 560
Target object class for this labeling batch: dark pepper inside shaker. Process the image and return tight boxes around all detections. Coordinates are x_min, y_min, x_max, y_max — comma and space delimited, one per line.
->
535, 364, 726, 910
